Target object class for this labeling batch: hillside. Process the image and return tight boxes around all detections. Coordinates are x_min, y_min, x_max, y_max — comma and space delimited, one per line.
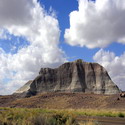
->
0, 93, 125, 109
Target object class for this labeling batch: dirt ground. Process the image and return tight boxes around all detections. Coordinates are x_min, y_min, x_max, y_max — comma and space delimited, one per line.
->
0, 93, 125, 109
77, 116, 125, 125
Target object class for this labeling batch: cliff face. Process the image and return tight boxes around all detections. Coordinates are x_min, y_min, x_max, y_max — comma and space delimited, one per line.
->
26, 59, 119, 96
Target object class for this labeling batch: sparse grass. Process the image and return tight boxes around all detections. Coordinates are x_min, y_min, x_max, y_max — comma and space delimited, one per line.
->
58, 109, 124, 118
0, 108, 77, 125
0, 108, 125, 125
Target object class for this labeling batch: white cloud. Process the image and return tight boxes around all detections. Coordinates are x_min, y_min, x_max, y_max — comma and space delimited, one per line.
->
0, 0, 66, 95
0, 0, 34, 26
64, 0, 125, 48
93, 49, 125, 90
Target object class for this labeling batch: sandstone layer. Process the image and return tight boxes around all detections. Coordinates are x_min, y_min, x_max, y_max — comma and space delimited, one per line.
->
15, 80, 32, 94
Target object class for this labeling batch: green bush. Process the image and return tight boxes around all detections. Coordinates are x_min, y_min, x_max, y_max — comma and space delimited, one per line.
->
118, 112, 124, 118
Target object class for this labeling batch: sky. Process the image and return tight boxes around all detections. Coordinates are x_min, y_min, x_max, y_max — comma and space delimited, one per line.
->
0, 0, 125, 95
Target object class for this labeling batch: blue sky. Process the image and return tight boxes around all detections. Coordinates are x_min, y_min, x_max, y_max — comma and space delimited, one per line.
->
39, 0, 125, 61
0, 0, 125, 94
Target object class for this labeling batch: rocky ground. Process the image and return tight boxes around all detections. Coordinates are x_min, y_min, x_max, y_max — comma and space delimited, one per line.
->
0, 93, 125, 109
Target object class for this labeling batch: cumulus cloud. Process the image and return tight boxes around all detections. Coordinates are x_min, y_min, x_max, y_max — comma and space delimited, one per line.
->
93, 49, 125, 90
0, 0, 66, 95
0, 0, 34, 26
64, 0, 125, 48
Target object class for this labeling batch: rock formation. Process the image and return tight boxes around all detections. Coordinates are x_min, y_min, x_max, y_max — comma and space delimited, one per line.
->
15, 80, 32, 94
22, 59, 120, 96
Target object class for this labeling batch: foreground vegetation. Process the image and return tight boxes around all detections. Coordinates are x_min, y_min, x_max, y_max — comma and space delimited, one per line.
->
0, 107, 125, 125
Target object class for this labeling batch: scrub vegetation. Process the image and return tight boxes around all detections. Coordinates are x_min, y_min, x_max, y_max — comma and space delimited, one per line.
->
0, 108, 125, 125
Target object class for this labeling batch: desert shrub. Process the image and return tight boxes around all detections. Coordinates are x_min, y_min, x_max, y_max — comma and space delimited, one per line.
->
118, 112, 124, 118
30, 112, 77, 125
32, 114, 49, 125
48, 113, 77, 125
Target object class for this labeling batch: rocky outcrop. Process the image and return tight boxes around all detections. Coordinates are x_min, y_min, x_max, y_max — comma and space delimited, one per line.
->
15, 80, 33, 94
25, 59, 119, 96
